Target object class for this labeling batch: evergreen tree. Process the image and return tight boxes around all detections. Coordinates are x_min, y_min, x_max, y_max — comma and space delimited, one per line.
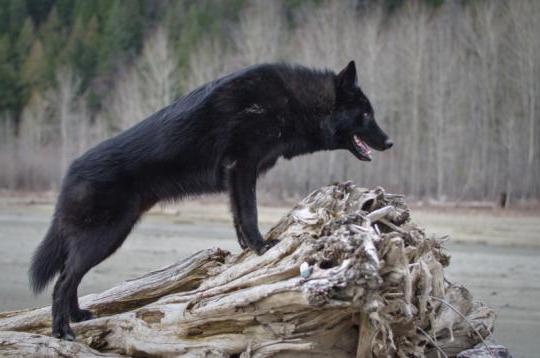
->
0, 34, 20, 114
56, 0, 76, 27
21, 39, 47, 88
40, 6, 65, 83
14, 17, 34, 64
26, 0, 56, 26
0, 1, 11, 34
63, 15, 99, 90
98, 1, 144, 73
166, 0, 244, 71
72, 0, 101, 24
7, 0, 28, 35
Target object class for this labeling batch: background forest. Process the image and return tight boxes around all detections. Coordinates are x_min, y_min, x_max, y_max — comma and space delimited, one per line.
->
0, 0, 539, 204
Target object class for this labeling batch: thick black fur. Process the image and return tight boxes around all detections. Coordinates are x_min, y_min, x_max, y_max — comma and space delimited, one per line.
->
29, 61, 392, 340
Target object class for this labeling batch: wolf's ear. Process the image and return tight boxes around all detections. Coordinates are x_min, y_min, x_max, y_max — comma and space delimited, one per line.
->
336, 61, 357, 89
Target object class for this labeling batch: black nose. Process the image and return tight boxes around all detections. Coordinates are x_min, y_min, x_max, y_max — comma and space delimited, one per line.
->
384, 139, 393, 150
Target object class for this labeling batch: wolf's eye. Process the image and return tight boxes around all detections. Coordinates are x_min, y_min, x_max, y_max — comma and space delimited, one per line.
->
363, 113, 370, 120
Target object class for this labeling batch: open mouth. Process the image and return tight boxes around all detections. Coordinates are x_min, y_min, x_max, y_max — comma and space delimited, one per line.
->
351, 134, 372, 161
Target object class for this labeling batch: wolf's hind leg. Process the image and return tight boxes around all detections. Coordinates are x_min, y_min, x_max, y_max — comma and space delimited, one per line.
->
69, 293, 94, 322
52, 209, 140, 340
52, 270, 75, 340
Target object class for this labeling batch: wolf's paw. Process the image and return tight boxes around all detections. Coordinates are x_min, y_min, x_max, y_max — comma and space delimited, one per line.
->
255, 239, 280, 255
71, 309, 94, 322
52, 325, 76, 341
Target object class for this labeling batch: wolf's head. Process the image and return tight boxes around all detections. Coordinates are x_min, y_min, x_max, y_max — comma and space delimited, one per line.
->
324, 61, 393, 161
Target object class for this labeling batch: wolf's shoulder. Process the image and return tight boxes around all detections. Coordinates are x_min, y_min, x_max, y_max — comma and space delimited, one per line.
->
169, 63, 335, 117
179, 63, 333, 98
239, 62, 335, 84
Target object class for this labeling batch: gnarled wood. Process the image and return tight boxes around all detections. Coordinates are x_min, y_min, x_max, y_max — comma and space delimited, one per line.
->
0, 182, 505, 357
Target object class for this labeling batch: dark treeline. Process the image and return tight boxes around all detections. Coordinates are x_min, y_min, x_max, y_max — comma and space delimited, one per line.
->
0, 0, 247, 118
0, 0, 538, 205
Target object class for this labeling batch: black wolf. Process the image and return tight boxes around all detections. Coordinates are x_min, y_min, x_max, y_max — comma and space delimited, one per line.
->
29, 61, 392, 340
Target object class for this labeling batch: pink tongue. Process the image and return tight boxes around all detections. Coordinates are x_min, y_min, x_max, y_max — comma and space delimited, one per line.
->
354, 136, 371, 154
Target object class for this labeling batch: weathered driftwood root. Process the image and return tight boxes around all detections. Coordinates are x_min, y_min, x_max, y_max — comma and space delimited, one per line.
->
0, 182, 503, 357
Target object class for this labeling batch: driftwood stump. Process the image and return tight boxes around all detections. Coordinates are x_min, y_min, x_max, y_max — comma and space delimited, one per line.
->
0, 182, 505, 357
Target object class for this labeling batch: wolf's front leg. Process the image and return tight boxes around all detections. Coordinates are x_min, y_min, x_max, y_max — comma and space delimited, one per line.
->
227, 162, 278, 255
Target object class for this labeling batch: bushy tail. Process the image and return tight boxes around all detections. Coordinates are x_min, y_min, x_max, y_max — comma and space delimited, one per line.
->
29, 224, 66, 294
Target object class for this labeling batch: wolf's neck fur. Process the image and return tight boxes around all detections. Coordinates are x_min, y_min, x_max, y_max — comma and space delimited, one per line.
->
275, 64, 336, 116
